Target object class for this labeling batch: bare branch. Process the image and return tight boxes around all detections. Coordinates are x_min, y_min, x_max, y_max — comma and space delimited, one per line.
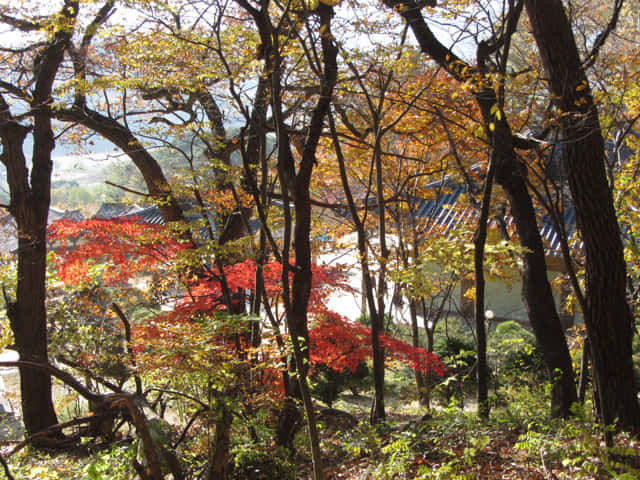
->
111, 302, 143, 397
583, 0, 625, 69
0, 14, 41, 31
104, 181, 152, 197
0, 360, 101, 402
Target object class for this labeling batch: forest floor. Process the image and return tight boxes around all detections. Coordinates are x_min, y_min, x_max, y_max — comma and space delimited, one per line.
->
3, 387, 640, 478
294, 394, 640, 480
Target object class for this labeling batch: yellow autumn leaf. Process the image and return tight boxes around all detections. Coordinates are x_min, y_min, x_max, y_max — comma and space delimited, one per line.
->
463, 286, 476, 301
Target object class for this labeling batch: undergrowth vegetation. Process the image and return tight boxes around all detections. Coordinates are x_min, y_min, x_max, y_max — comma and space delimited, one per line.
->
4, 317, 640, 479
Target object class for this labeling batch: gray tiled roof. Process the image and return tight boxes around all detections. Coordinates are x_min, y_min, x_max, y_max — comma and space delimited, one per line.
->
93, 203, 143, 220
121, 205, 165, 225
539, 207, 579, 254
411, 183, 579, 257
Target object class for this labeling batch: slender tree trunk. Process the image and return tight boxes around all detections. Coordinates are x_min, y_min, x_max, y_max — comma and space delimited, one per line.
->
383, 0, 577, 417
425, 319, 435, 409
525, 0, 640, 432
397, 217, 427, 406
208, 400, 233, 480
371, 133, 388, 425
244, 6, 337, 478
329, 113, 385, 425
370, 311, 386, 424
578, 337, 590, 404
474, 157, 496, 419
409, 300, 427, 405
287, 10, 337, 476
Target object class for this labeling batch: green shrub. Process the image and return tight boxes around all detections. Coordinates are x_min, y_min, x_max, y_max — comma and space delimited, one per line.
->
311, 362, 370, 407
492, 321, 545, 385
500, 345, 545, 382
433, 336, 477, 405
231, 445, 295, 480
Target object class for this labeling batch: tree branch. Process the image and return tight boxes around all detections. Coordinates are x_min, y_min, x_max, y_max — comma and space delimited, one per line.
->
0, 451, 15, 480
104, 181, 151, 197
0, 14, 41, 31
583, 0, 624, 69
0, 361, 101, 402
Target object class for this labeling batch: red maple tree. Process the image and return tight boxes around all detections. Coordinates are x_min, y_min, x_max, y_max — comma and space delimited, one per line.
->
49, 217, 445, 379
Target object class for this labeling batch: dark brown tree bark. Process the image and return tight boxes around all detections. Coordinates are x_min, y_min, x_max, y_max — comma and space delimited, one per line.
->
42, 0, 184, 226
371, 130, 389, 425
383, 0, 577, 417
0, 119, 59, 438
328, 112, 387, 423
525, 0, 640, 431
395, 202, 427, 406
423, 307, 436, 407
207, 400, 233, 480
237, 3, 337, 477
408, 300, 427, 404
0, 0, 79, 440
474, 157, 497, 419
54, 106, 186, 224
281, 7, 338, 473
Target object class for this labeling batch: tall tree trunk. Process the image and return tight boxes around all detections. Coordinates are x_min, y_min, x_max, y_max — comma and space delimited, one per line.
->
383, 0, 577, 417
0, 1, 78, 440
396, 216, 427, 406
242, 5, 337, 478
329, 113, 386, 424
12, 203, 58, 437
371, 132, 388, 425
208, 399, 233, 480
525, 0, 640, 431
424, 314, 435, 409
0, 121, 59, 438
370, 312, 386, 424
283, 9, 337, 476
473, 157, 496, 419
409, 300, 427, 405
496, 144, 577, 417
